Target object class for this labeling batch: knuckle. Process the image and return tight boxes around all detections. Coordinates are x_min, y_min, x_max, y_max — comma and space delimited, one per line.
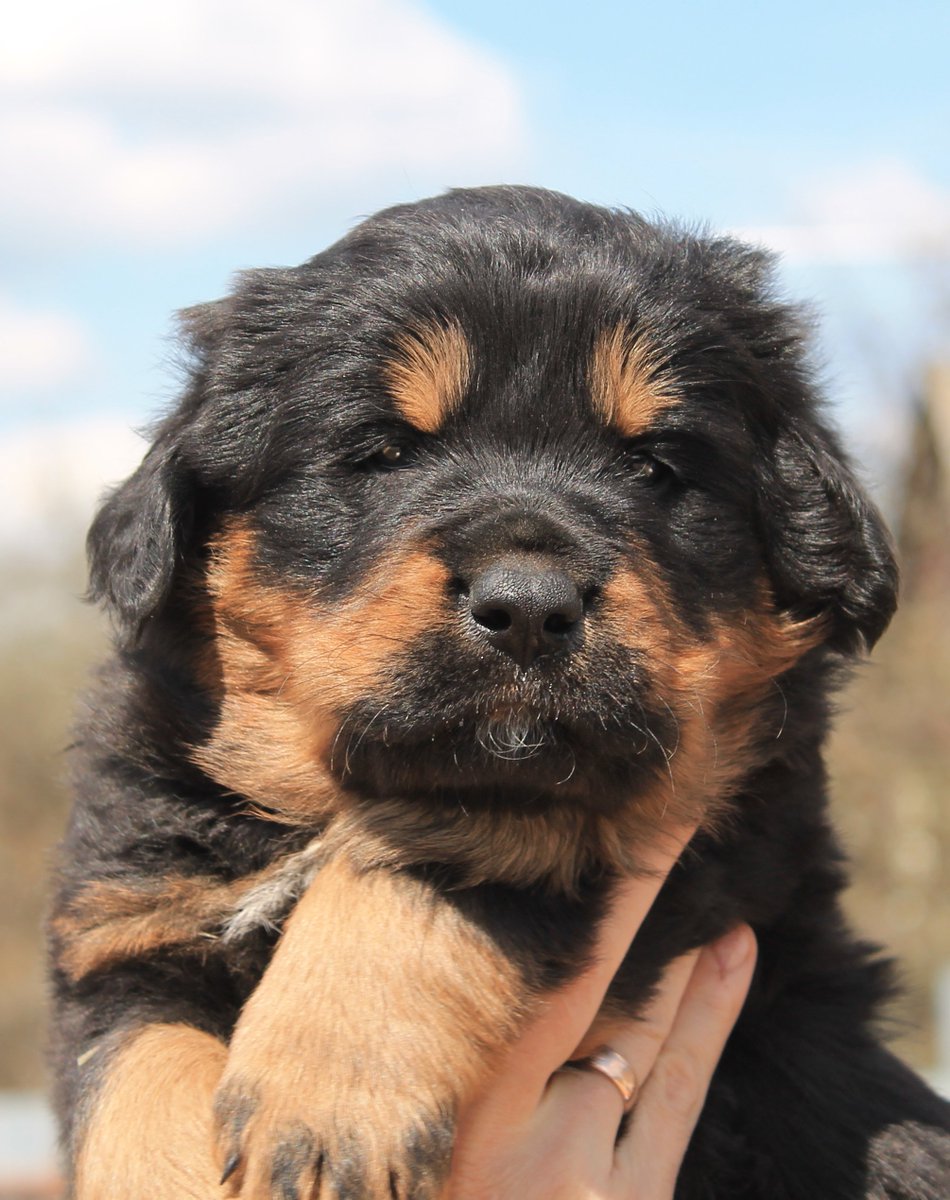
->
651, 1047, 705, 1121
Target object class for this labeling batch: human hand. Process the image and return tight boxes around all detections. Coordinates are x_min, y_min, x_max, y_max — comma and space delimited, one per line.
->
447, 833, 757, 1199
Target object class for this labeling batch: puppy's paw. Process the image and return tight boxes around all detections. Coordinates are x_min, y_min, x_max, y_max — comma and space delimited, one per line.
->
214, 1065, 455, 1199
213, 856, 526, 1198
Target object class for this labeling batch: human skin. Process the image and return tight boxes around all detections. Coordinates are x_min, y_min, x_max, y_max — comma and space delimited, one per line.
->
447, 830, 758, 1200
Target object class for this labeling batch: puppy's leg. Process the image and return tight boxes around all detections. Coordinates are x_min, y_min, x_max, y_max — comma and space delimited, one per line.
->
74, 1023, 226, 1199
215, 855, 526, 1200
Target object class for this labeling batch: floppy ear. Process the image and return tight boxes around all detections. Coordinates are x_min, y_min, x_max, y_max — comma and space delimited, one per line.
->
87, 297, 236, 643
86, 435, 194, 645
764, 425, 898, 655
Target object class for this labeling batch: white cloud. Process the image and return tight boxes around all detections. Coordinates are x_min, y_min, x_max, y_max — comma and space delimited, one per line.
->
0, 418, 144, 557
737, 160, 950, 264
0, 295, 96, 395
0, 0, 526, 249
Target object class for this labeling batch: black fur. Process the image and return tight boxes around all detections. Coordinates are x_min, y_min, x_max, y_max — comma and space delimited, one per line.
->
51, 186, 948, 1198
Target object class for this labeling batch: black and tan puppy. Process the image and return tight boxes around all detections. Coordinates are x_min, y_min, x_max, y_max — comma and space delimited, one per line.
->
49, 186, 950, 1198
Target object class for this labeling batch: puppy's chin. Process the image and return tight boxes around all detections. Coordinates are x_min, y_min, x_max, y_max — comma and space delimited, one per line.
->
329, 711, 671, 813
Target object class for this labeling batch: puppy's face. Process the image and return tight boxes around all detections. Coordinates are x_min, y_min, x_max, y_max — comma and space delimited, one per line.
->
89, 188, 897, 855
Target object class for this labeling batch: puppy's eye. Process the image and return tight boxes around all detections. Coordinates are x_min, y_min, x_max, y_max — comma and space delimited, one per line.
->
625, 449, 674, 486
366, 442, 415, 471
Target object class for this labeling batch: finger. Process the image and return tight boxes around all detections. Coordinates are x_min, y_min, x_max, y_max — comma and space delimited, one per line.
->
617, 924, 757, 1197
466, 823, 699, 1129
448, 941, 703, 1200
536, 948, 702, 1168
568, 823, 701, 1013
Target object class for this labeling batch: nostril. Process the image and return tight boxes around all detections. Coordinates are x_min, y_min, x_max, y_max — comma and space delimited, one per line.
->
473, 605, 513, 633
543, 611, 578, 636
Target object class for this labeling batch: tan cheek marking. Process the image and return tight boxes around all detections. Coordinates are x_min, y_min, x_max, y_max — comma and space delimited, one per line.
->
74, 1024, 225, 1199
596, 557, 682, 669
599, 565, 827, 826
601, 565, 823, 701
383, 321, 472, 433
590, 324, 679, 438
190, 520, 452, 817
659, 607, 826, 826
706, 605, 827, 704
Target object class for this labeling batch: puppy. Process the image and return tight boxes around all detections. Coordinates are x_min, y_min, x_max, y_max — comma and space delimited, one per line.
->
49, 186, 950, 1198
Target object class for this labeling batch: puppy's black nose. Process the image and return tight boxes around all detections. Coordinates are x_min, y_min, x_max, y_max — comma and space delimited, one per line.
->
465, 561, 585, 668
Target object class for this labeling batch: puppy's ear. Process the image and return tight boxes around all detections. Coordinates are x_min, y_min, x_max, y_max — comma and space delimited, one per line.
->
86, 299, 233, 643
764, 426, 898, 655
86, 435, 193, 645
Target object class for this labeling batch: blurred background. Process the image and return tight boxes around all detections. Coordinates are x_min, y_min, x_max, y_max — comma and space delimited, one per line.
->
2, 0, 948, 1192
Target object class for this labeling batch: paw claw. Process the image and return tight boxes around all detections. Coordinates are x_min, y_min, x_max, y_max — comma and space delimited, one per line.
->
214, 1070, 456, 1197
220, 1150, 242, 1186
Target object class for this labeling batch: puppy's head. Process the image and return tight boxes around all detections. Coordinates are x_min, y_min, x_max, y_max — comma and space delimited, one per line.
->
88, 187, 897, 873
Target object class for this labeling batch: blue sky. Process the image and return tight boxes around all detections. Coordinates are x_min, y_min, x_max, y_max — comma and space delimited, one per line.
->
440, 0, 950, 222
2, 0, 949, 547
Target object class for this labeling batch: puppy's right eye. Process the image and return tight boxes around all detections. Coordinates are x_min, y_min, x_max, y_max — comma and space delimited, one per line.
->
365, 442, 415, 471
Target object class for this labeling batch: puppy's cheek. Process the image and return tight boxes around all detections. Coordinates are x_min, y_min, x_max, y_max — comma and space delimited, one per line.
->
596, 558, 680, 670
599, 566, 825, 815
190, 519, 452, 818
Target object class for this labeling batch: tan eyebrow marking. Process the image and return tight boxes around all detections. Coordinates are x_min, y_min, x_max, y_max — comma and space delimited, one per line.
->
589, 325, 679, 437
383, 321, 472, 433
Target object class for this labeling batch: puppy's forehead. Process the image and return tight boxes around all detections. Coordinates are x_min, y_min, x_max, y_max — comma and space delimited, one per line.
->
381, 319, 678, 439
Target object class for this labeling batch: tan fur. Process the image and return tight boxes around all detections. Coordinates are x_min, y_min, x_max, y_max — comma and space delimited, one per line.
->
602, 565, 825, 830
325, 800, 699, 900
323, 564, 822, 894
183, 518, 823, 902
589, 325, 678, 436
74, 1024, 226, 1199
215, 853, 525, 1196
53, 839, 325, 981
53, 877, 239, 982
191, 521, 452, 820
383, 322, 472, 432
186, 535, 822, 903
163, 515, 827, 928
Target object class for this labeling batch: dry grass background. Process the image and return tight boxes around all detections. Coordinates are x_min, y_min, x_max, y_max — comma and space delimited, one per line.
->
829, 589, 950, 1068
0, 550, 106, 1087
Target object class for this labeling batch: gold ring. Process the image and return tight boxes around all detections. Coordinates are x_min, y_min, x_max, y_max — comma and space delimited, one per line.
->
565, 1044, 638, 1109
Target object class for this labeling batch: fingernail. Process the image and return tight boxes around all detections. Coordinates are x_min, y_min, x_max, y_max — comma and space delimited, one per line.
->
710, 925, 754, 976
